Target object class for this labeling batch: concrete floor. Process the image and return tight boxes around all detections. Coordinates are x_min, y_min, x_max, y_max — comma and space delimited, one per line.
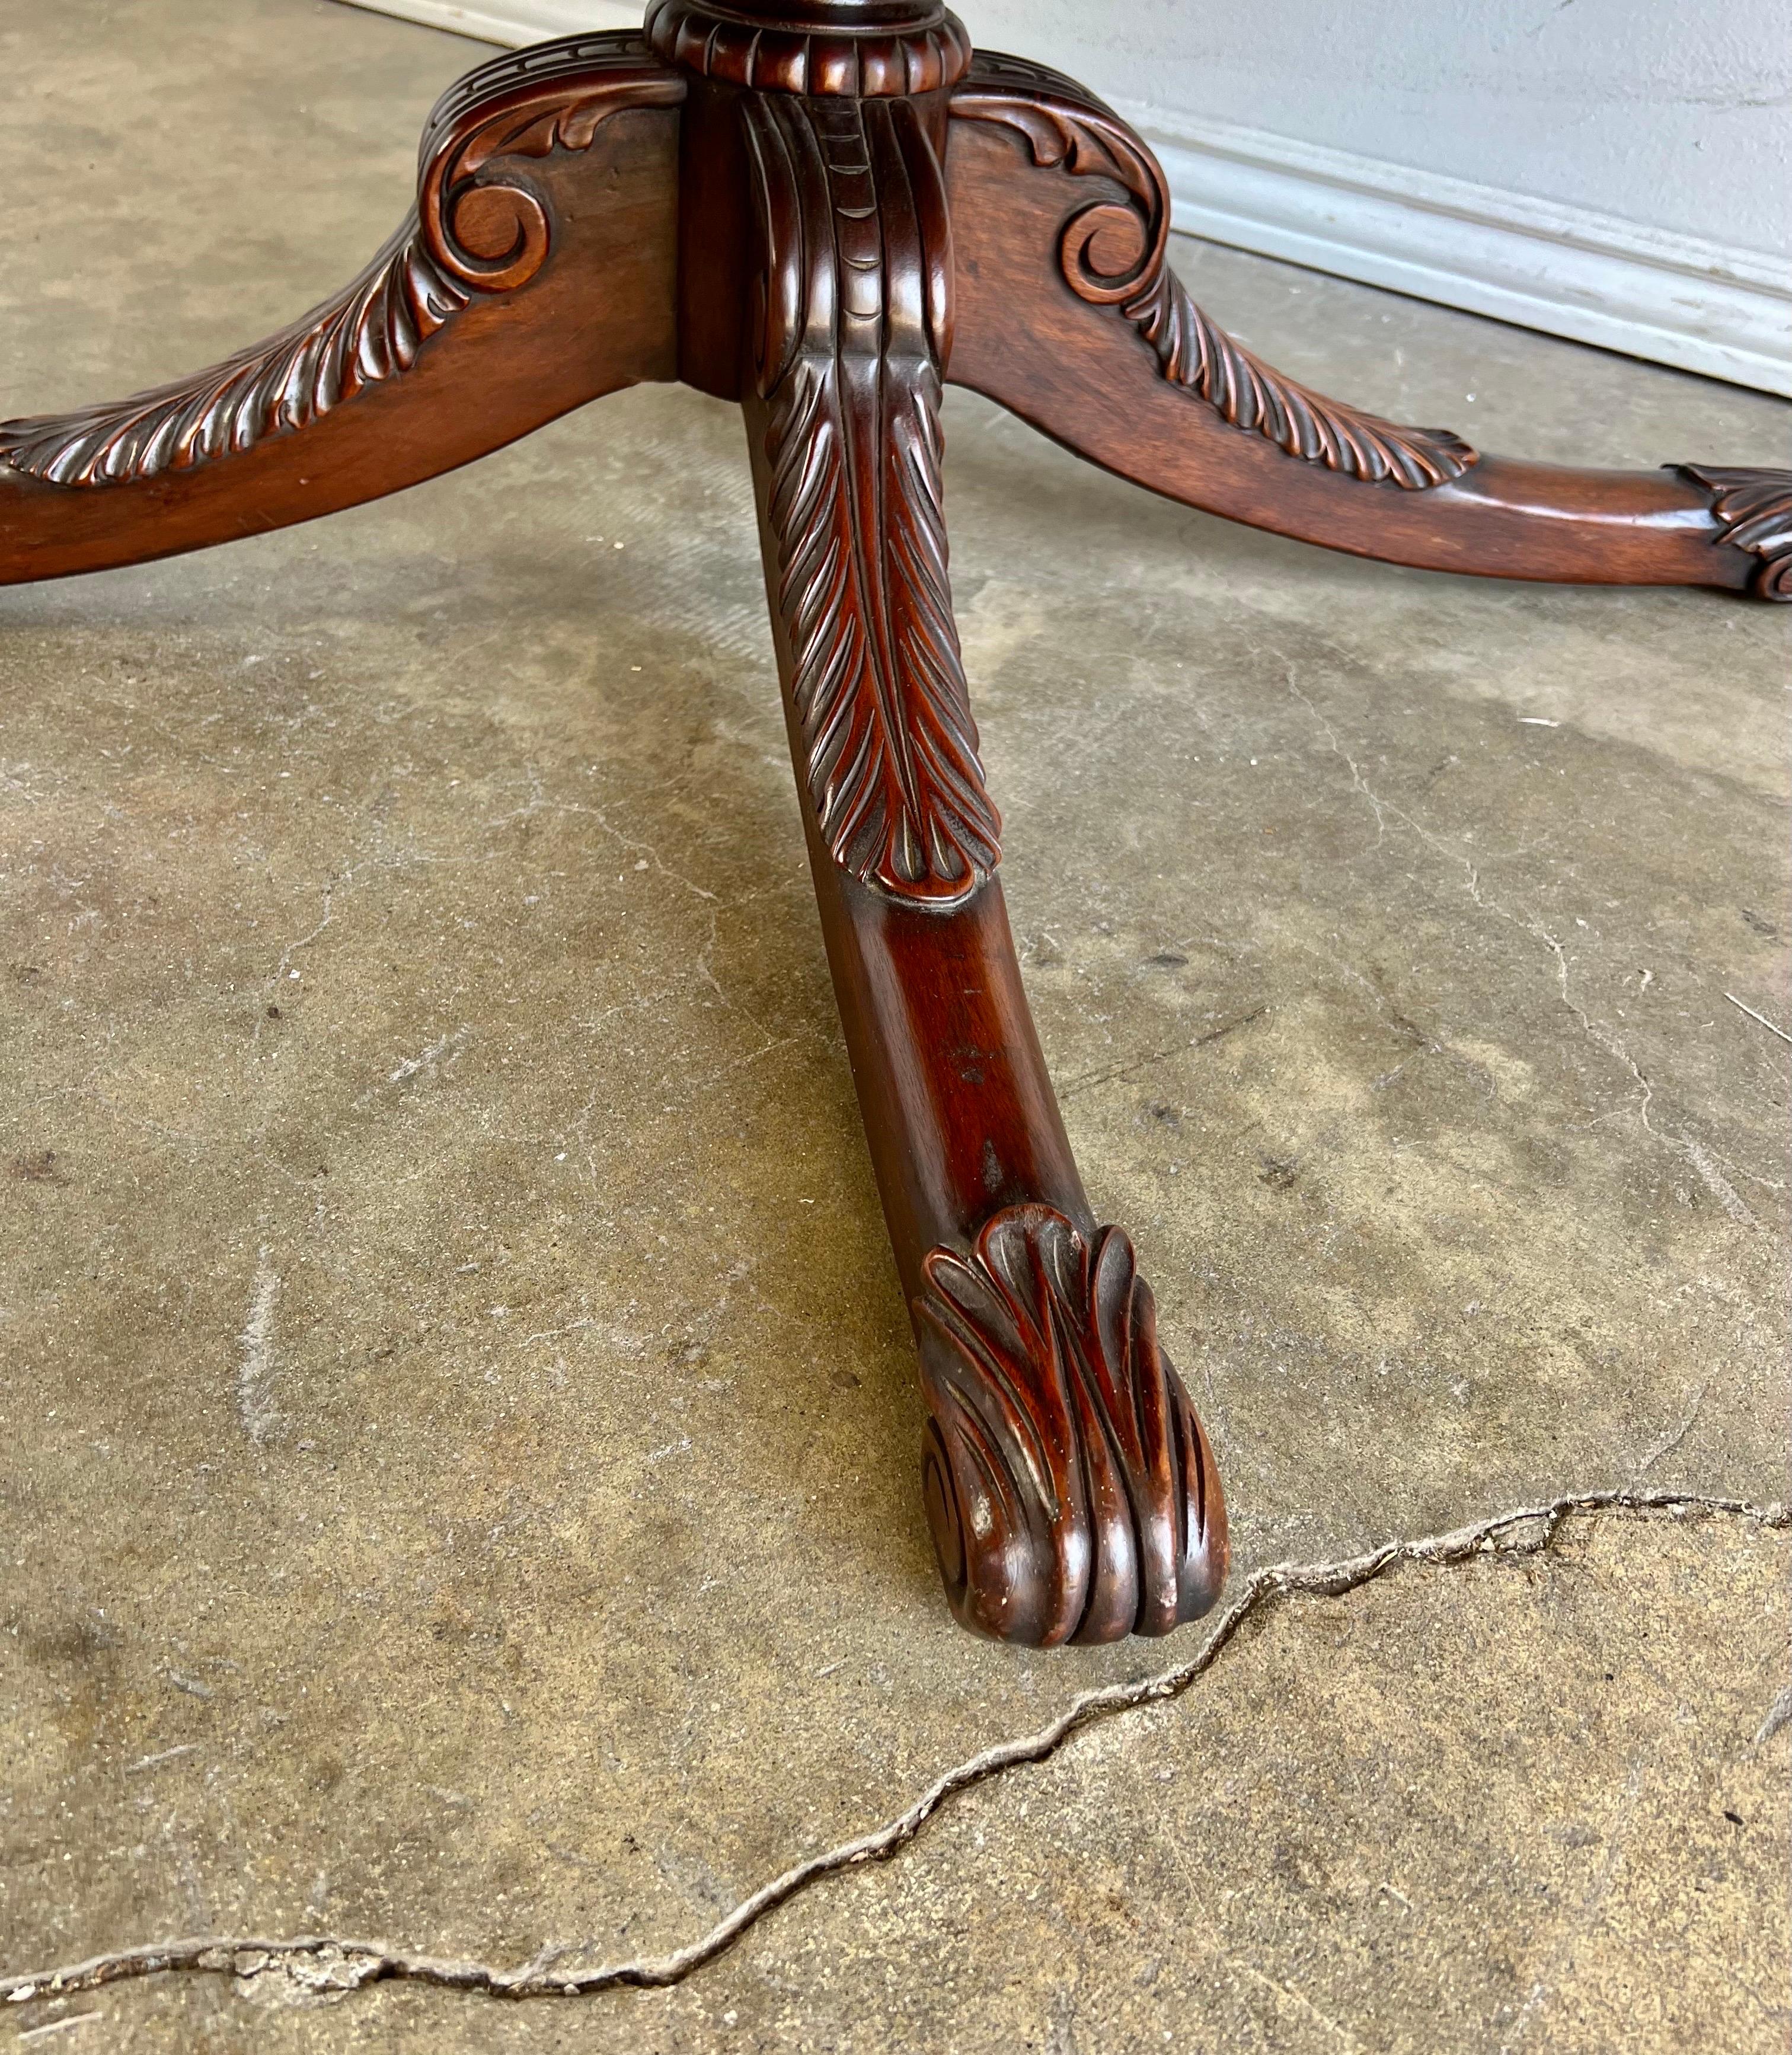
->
2, 2, 1788, 2049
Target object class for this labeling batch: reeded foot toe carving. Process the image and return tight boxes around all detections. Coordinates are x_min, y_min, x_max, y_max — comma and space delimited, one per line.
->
916, 1205, 1227, 1645
1679, 466, 1792, 599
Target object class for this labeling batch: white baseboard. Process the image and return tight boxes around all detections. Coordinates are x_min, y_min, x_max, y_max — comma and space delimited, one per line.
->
1123, 106, 1792, 398
335, 1, 1792, 397
342, 0, 638, 43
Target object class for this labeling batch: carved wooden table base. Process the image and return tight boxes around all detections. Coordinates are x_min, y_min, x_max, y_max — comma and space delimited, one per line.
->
4, 2, 1784, 1644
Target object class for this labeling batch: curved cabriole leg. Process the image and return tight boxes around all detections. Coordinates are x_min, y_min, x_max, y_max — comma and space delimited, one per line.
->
0, 34, 685, 586
945, 55, 1789, 601
721, 66, 1226, 1641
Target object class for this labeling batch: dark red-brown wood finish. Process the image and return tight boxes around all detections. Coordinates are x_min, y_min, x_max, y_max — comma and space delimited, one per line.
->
2, 2, 1783, 1642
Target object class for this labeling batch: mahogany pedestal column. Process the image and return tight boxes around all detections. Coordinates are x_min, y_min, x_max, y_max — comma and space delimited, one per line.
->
2, 0, 1784, 1644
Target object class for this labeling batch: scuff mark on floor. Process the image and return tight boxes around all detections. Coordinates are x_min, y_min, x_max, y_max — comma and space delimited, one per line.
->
385, 1026, 468, 1089
1753, 1682, 1792, 1750
234, 1246, 281, 1445
4, 1485, 1783, 2014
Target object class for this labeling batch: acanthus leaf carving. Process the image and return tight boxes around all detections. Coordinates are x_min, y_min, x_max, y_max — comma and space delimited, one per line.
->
0, 226, 471, 489
1678, 465, 1792, 601
951, 55, 1477, 492
0, 34, 684, 489
748, 91, 999, 907
916, 1204, 1226, 1646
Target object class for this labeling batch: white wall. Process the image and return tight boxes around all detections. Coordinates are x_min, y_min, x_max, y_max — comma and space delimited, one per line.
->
344, 0, 1792, 393
980, 1, 1790, 259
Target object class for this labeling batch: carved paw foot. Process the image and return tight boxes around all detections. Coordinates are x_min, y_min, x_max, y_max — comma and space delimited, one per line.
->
915, 1205, 1228, 1644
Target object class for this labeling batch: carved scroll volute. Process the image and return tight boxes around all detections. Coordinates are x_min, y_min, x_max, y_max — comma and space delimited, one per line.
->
744, 90, 998, 908
417, 36, 685, 296
916, 1207, 1226, 1645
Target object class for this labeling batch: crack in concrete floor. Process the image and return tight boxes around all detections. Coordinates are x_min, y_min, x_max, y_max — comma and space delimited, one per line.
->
5, 1485, 1783, 2017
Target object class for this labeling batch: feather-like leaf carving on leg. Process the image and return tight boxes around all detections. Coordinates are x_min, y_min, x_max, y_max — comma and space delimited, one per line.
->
764, 350, 999, 902
749, 92, 999, 906
0, 34, 683, 488
952, 55, 1475, 492
0, 226, 471, 487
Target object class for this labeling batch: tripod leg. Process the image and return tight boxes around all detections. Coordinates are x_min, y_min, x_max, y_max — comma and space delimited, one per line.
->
731, 87, 1226, 1643
946, 56, 1788, 601
0, 34, 684, 586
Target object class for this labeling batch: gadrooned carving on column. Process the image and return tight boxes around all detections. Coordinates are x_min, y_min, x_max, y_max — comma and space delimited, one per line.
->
746, 89, 1001, 907
916, 1205, 1228, 1645
951, 55, 1478, 492
1678, 465, 1792, 600
644, 1, 972, 95
0, 34, 685, 488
